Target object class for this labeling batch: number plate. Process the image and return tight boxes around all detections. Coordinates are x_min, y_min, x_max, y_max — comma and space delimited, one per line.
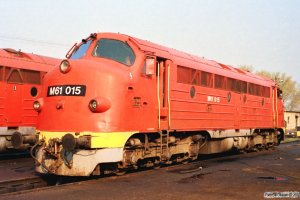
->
47, 85, 86, 96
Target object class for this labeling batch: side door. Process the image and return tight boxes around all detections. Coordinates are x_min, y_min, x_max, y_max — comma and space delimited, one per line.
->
272, 86, 278, 128
276, 88, 284, 128
157, 59, 172, 130
0, 66, 5, 126
5, 68, 23, 126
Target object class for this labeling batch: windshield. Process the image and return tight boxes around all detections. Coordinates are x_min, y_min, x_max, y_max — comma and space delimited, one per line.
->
92, 39, 135, 66
70, 40, 92, 59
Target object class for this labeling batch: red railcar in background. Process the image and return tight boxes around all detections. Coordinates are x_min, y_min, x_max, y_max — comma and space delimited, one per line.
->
0, 48, 60, 152
32, 33, 284, 176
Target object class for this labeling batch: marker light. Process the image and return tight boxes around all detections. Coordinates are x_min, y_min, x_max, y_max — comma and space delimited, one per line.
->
59, 60, 71, 73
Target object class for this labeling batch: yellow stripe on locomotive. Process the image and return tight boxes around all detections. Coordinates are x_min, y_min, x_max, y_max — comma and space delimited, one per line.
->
38, 131, 138, 149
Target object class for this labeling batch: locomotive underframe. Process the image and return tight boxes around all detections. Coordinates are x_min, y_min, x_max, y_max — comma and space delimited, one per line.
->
0, 126, 37, 152
33, 128, 280, 176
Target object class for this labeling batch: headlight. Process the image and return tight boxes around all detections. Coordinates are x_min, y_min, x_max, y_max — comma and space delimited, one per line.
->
88, 97, 111, 113
89, 99, 98, 111
33, 101, 41, 111
59, 59, 71, 73
33, 98, 43, 112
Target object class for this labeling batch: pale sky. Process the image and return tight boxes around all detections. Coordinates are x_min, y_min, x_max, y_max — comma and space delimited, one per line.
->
1, 0, 300, 82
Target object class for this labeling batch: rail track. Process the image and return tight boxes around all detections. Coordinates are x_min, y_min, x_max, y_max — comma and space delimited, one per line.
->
1, 141, 298, 197
0, 176, 53, 194
0, 152, 30, 161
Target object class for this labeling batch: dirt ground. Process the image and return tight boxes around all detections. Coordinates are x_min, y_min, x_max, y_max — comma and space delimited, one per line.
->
1, 141, 300, 200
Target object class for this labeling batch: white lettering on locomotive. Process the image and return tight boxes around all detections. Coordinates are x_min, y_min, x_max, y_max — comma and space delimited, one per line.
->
207, 95, 220, 103
55, 87, 62, 95
49, 86, 63, 95
65, 86, 72, 95
48, 85, 85, 96
49, 87, 56, 95
65, 86, 82, 95
75, 86, 81, 95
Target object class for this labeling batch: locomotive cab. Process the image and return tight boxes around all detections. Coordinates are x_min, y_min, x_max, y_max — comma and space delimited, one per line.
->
33, 33, 163, 175
35, 33, 158, 132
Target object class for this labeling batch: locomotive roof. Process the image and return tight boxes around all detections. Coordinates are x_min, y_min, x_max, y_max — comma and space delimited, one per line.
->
131, 36, 274, 87
97, 32, 275, 87
0, 48, 59, 72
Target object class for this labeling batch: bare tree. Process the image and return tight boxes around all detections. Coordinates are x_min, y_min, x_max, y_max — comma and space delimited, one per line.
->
255, 70, 300, 111
237, 65, 254, 73
238, 66, 300, 111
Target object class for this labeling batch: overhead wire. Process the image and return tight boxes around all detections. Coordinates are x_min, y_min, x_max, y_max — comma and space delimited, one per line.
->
0, 35, 70, 48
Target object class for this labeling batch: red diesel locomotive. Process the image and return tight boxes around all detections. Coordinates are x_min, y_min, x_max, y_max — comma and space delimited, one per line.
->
32, 33, 284, 176
0, 48, 59, 152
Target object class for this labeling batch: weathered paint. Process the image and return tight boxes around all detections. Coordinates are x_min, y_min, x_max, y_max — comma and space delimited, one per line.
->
35, 147, 124, 176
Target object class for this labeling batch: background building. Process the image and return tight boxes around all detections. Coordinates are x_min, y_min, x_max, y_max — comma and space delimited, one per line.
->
284, 111, 300, 137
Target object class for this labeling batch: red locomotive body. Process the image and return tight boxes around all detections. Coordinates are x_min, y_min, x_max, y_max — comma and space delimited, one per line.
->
0, 48, 59, 152
33, 33, 284, 176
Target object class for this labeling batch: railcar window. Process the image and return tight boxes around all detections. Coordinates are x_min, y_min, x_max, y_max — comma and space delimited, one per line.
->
263, 86, 270, 97
7, 69, 23, 83
0, 66, 3, 81
248, 83, 255, 95
226, 78, 241, 93
265, 87, 270, 97
5, 67, 11, 79
201, 71, 213, 87
177, 66, 212, 88
191, 69, 201, 85
22, 69, 41, 85
177, 66, 192, 84
227, 78, 235, 91
277, 89, 283, 99
241, 81, 247, 93
248, 83, 267, 97
234, 80, 241, 93
92, 39, 135, 67
214, 74, 226, 89
70, 40, 92, 59
256, 85, 262, 96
